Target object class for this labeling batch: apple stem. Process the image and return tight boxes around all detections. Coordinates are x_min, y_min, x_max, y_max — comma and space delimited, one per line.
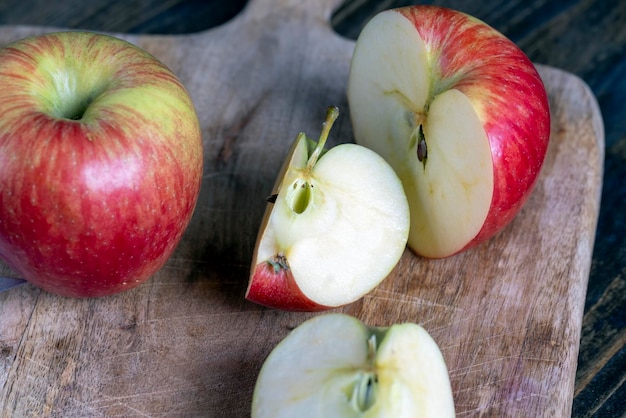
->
306, 106, 339, 172
286, 107, 340, 215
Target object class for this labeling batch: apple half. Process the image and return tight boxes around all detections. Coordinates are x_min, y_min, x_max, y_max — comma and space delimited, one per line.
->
347, 6, 551, 258
246, 107, 410, 311
251, 313, 455, 417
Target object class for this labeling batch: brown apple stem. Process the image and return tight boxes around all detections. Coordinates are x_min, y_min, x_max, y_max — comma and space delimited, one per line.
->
306, 106, 339, 171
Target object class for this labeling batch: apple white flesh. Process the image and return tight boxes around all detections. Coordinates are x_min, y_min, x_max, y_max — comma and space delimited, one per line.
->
251, 313, 455, 418
348, 6, 550, 258
0, 32, 203, 297
246, 107, 410, 311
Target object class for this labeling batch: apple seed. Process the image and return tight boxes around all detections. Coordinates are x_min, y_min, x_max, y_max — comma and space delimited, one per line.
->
349, 333, 379, 412
284, 106, 339, 215
416, 125, 428, 166
286, 178, 311, 214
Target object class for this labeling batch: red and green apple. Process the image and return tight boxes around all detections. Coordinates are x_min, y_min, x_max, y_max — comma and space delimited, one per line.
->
0, 31, 203, 297
348, 5, 551, 258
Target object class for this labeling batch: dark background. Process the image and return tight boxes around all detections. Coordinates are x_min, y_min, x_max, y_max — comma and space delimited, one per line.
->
1, 0, 624, 416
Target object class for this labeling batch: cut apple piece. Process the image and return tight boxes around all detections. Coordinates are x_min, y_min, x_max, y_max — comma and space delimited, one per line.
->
348, 6, 550, 258
246, 107, 410, 311
251, 313, 456, 418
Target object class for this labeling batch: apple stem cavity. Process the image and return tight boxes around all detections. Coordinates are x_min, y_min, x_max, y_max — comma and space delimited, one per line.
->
285, 106, 340, 215
65, 97, 93, 121
49, 71, 111, 122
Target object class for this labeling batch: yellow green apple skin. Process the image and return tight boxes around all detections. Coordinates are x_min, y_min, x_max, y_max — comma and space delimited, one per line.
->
251, 313, 455, 417
0, 32, 203, 297
348, 6, 551, 258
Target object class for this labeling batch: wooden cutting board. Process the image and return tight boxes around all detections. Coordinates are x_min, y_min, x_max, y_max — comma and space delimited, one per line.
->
0, 0, 604, 416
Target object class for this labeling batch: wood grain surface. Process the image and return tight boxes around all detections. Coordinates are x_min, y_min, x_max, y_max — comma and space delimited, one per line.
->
0, 0, 604, 416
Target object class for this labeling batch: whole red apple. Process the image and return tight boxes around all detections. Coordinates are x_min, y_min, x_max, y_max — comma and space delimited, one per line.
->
348, 6, 551, 258
0, 31, 203, 297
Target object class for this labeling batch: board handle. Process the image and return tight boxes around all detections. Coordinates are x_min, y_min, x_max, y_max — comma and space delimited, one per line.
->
237, 0, 347, 26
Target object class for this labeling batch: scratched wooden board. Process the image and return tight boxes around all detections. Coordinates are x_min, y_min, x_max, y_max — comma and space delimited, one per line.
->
0, 0, 604, 416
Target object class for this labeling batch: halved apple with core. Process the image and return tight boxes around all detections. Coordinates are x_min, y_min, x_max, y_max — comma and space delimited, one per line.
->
251, 313, 455, 417
246, 107, 410, 311
347, 6, 551, 258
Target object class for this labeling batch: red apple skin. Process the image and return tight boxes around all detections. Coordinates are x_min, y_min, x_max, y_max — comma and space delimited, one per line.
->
0, 32, 203, 297
398, 6, 550, 255
247, 260, 332, 312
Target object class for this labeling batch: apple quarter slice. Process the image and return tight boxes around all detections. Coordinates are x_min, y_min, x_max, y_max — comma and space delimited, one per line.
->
246, 107, 410, 311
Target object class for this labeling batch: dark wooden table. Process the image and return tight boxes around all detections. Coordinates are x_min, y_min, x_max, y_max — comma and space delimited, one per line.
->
0, 1, 623, 416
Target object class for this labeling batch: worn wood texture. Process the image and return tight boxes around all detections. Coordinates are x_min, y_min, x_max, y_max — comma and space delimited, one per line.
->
0, 0, 604, 416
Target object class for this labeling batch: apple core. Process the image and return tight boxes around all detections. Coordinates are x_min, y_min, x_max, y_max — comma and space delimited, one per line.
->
349, 334, 379, 413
